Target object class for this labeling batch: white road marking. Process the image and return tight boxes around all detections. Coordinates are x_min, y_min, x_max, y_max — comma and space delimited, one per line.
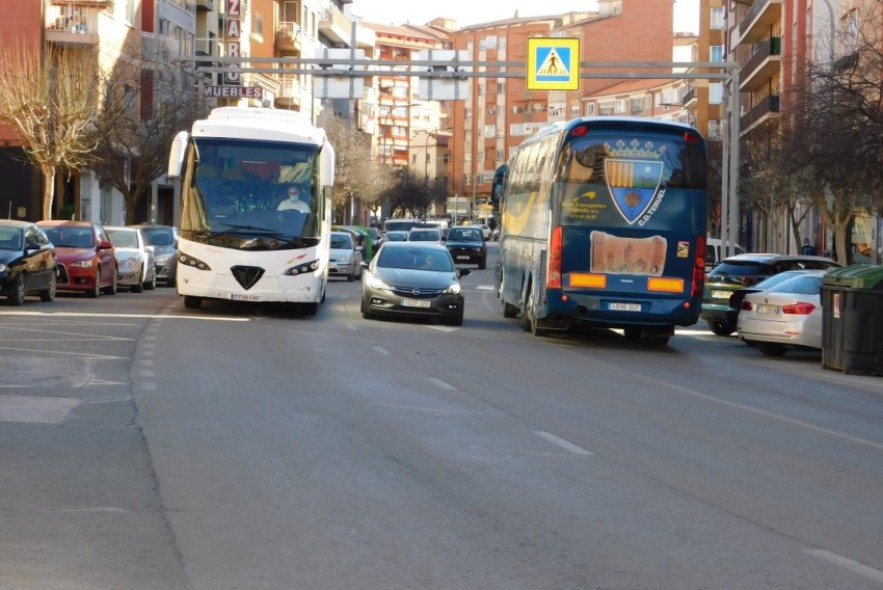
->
428, 325, 458, 333
428, 377, 456, 390
476, 285, 495, 291
372, 346, 390, 355
534, 431, 594, 455
803, 549, 883, 583
0, 396, 79, 424
0, 311, 249, 321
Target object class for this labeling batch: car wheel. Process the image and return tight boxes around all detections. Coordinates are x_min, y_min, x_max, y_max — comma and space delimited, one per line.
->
145, 271, 156, 290
708, 321, 735, 336
39, 272, 56, 302
447, 309, 464, 326
757, 342, 788, 356
347, 269, 355, 282
132, 271, 144, 293
88, 271, 101, 298
183, 295, 202, 309
360, 297, 374, 320
479, 257, 487, 270
301, 302, 319, 316
7, 274, 26, 306
103, 268, 118, 295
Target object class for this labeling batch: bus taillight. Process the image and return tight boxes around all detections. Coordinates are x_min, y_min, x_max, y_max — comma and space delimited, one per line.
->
548, 226, 563, 289
691, 234, 707, 297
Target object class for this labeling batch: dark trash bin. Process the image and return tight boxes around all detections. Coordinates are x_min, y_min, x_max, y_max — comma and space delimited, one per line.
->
821, 264, 883, 376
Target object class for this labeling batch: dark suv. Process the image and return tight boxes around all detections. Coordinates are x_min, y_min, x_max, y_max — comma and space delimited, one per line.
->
445, 225, 487, 269
701, 253, 841, 336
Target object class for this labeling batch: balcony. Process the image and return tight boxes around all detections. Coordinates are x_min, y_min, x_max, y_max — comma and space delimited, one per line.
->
738, 0, 782, 45
740, 95, 780, 135
46, 11, 99, 47
682, 87, 697, 107
276, 22, 303, 54
275, 77, 302, 108
319, 3, 353, 47
50, 0, 111, 5
196, 0, 213, 11
740, 37, 781, 92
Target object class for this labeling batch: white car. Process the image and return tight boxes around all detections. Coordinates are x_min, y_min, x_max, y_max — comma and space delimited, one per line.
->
329, 231, 363, 282
736, 270, 828, 356
104, 226, 156, 292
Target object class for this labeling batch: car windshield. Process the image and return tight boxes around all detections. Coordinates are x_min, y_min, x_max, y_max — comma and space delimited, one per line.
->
767, 274, 824, 295
107, 229, 138, 248
44, 226, 94, 248
449, 228, 482, 241
710, 261, 772, 278
330, 234, 353, 249
0, 229, 22, 250
378, 247, 454, 272
752, 270, 813, 290
142, 228, 175, 246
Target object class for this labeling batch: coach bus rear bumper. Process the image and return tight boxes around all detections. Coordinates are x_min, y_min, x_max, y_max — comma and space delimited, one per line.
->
546, 290, 701, 328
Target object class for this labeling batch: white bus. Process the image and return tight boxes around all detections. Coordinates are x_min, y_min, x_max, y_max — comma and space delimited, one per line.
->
167, 107, 335, 314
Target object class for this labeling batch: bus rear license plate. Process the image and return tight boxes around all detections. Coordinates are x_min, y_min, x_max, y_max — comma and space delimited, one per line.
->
230, 293, 261, 302
609, 302, 641, 312
401, 298, 431, 309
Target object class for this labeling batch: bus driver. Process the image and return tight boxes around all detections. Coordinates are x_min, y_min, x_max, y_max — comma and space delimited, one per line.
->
276, 185, 311, 213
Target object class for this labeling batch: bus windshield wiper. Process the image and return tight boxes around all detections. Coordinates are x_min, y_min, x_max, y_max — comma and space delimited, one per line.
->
204, 225, 318, 248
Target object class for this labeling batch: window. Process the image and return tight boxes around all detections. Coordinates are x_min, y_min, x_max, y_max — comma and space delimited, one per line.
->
710, 7, 724, 30
710, 45, 724, 62
614, 99, 628, 113
709, 83, 723, 104
630, 98, 643, 114
570, 105, 581, 116
252, 13, 263, 38
585, 103, 595, 115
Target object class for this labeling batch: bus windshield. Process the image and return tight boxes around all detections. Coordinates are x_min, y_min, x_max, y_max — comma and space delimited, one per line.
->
181, 137, 322, 249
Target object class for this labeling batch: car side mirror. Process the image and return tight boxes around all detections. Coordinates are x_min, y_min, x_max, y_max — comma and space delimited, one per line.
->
98, 240, 114, 250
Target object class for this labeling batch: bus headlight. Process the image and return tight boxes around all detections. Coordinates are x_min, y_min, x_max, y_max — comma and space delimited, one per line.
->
178, 253, 211, 271
284, 259, 319, 276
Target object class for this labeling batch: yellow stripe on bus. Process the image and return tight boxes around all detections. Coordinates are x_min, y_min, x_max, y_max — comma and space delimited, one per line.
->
647, 277, 685, 292
568, 273, 607, 288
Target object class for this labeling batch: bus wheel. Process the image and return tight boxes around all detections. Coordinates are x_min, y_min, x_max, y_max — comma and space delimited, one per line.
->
500, 274, 518, 318
521, 287, 548, 337
183, 295, 202, 309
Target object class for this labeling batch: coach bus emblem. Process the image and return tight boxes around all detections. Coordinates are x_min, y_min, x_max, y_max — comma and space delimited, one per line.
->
605, 158, 664, 225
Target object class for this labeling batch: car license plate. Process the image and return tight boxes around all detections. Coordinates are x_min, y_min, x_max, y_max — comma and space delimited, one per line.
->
401, 298, 431, 308
755, 304, 778, 315
609, 302, 641, 312
456, 255, 470, 260
230, 293, 261, 302
711, 289, 730, 299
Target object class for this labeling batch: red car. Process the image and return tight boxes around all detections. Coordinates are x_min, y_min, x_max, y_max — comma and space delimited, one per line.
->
37, 220, 118, 297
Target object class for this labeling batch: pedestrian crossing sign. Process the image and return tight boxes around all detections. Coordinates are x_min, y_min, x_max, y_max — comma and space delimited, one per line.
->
527, 38, 580, 91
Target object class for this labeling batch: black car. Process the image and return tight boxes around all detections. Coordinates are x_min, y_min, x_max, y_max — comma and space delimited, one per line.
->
445, 225, 487, 269
701, 253, 841, 335
0, 220, 57, 305
133, 224, 179, 287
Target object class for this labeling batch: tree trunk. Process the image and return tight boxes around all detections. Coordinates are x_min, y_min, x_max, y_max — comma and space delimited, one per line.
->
41, 165, 56, 221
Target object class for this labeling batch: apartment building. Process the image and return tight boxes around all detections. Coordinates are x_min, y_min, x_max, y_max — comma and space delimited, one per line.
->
446, 0, 677, 212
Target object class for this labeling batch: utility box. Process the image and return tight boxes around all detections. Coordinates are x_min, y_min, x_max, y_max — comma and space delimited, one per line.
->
821, 264, 883, 376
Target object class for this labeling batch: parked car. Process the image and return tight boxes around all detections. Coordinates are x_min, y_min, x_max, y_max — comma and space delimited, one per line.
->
0, 220, 57, 305
736, 270, 830, 356
701, 253, 840, 336
445, 225, 487, 269
407, 227, 444, 243
472, 223, 492, 240
105, 226, 156, 292
360, 242, 470, 326
329, 230, 363, 282
725, 269, 822, 332
134, 224, 178, 287
38, 220, 118, 297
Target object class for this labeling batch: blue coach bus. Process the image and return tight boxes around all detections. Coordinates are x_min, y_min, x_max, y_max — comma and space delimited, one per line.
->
493, 116, 709, 345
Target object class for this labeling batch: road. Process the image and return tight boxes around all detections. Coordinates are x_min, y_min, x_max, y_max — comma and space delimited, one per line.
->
1, 246, 881, 590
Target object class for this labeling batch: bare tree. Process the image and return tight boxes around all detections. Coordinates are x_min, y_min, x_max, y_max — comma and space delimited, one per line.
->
92, 51, 205, 225
318, 110, 380, 224
0, 42, 101, 220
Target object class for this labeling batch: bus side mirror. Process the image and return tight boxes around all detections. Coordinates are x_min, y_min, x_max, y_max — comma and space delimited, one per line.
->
167, 131, 189, 179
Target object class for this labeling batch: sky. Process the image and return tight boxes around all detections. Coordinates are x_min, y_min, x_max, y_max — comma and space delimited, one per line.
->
351, 0, 699, 33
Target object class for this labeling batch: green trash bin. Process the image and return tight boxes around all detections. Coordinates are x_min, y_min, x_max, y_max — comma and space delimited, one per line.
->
821, 264, 883, 376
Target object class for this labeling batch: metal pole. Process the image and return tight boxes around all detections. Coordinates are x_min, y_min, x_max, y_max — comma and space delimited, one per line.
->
727, 64, 741, 256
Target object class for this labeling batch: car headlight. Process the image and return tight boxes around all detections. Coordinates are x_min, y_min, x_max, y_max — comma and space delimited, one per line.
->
366, 274, 391, 290
0, 263, 8, 273
155, 252, 174, 264
120, 258, 139, 270
443, 282, 462, 294
69, 259, 94, 268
